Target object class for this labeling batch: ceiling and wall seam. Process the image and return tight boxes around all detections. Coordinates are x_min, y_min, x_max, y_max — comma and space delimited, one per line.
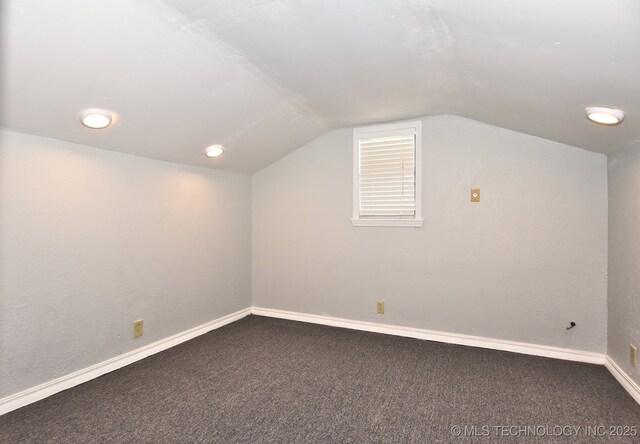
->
2, 0, 638, 173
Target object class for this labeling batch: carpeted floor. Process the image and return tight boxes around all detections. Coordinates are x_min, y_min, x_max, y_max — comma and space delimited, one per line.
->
1, 315, 639, 443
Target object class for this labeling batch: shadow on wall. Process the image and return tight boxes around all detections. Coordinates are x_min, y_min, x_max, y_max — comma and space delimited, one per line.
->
0, 0, 7, 390
0, 0, 6, 124
0, 0, 7, 319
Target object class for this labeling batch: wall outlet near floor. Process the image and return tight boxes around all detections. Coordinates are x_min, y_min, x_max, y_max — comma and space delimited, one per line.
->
471, 188, 480, 203
376, 301, 385, 314
631, 344, 637, 367
133, 319, 144, 338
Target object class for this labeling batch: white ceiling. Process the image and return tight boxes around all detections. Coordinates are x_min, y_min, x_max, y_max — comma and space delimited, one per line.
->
2, 0, 639, 172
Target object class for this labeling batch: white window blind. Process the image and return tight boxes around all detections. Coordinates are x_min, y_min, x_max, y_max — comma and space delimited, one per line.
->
358, 133, 416, 217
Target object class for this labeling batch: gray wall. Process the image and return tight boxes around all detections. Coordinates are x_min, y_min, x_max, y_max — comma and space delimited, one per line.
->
608, 143, 640, 385
253, 115, 608, 352
0, 130, 252, 398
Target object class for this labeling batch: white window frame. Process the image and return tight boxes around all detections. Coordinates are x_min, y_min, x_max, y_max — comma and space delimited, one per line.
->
352, 120, 423, 227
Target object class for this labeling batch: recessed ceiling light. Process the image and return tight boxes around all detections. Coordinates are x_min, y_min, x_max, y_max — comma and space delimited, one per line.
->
205, 145, 224, 158
80, 108, 113, 129
585, 107, 624, 126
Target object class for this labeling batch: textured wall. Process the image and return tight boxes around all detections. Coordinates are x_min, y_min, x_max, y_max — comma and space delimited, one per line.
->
0, 130, 252, 397
253, 115, 608, 352
608, 143, 640, 385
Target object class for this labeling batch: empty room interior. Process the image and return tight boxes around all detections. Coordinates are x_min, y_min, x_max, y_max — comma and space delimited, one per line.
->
1, 0, 640, 442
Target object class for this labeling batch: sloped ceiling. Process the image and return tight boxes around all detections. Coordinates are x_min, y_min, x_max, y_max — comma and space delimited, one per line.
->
1, 0, 639, 172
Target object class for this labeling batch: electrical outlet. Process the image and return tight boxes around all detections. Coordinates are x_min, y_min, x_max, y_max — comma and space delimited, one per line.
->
471, 188, 480, 203
133, 319, 143, 338
631, 344, 637, 367
376, 301, 384, 314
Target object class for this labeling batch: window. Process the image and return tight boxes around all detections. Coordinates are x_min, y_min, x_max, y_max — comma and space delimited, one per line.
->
352, 120, 423, 227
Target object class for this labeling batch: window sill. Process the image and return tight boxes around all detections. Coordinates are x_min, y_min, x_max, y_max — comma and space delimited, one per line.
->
351, 218, 424, 227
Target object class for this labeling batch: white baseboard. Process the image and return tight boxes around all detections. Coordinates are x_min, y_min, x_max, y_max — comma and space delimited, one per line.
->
251, 307, 640, 404
3, 306, 637, 416
250, 307, 606, 365
0, 307, 251, 416
604, 356, 640, 404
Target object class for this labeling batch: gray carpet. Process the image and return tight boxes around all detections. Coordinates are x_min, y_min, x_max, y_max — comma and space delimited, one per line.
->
1, 315, 638, 443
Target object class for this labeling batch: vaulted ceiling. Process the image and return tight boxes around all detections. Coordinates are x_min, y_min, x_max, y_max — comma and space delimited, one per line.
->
2, 0, 639, 172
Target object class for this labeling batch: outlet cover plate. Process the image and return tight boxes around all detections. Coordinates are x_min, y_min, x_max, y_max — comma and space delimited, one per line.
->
133, 319, 144, 338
